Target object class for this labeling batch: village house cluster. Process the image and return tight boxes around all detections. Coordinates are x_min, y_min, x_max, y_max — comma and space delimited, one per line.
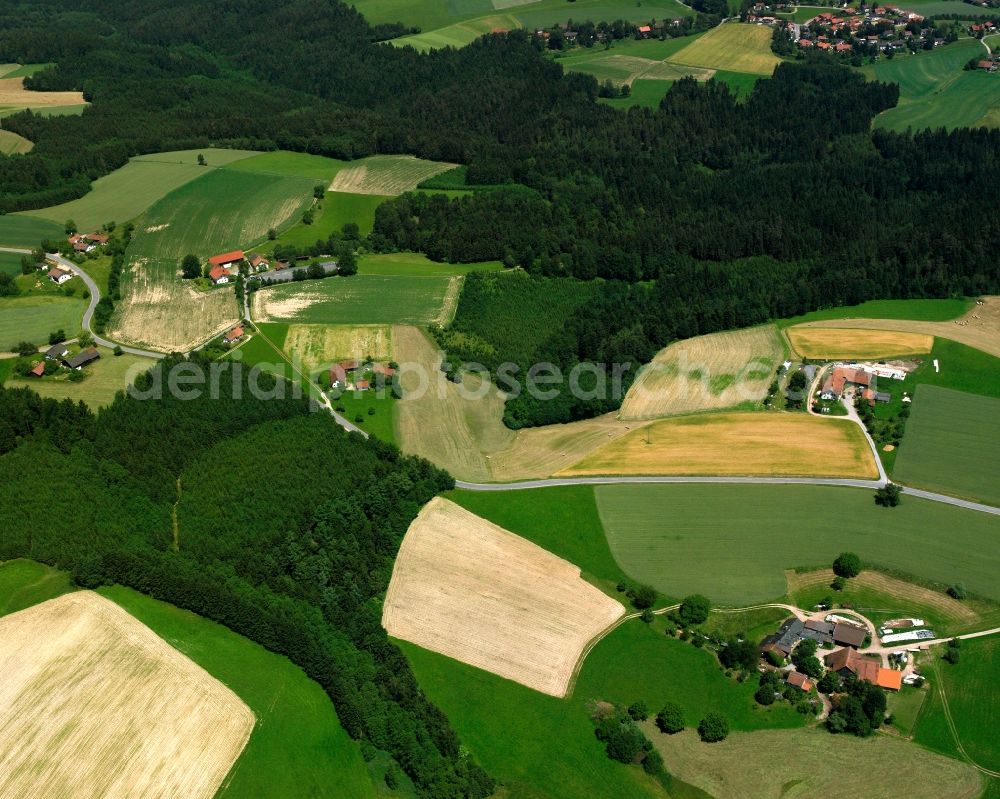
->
761, 616, 905, 692
27, 342, 100, 379
67, 231, 110, 254
329, 359, 396, 393
206, 249, 338, 285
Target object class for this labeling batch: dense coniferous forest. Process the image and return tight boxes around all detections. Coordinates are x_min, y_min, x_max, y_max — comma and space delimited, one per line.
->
0, 364, 493, 798
4, 1, 998, 424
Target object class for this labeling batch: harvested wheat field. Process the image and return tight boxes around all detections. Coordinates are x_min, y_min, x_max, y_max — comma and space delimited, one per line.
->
0, 592, 254, 799
284, 324, 391, 371
329, 155, 455, 196
392, 325, 649, 481
0, 77, 86, 108
786, 569, 977, 623
794, 297, 1000, 358
787, 326, 933, 360
648, 727, 980, 799
621, 325, 784, 419
108, 258, 237, 352
560, 412, 879, 478
383, 497, 625, 697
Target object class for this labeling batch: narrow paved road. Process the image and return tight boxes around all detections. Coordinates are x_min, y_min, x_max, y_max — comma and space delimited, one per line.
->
454, 474, 1000, 516
0, 247, 166, 360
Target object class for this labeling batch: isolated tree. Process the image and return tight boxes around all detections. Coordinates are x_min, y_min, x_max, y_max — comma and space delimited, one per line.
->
944, 648, 960, 664
947, 583, 967, 600
655, 702, 684, 734
15, 341, 36, 356
64, 219, 77, 236
267, 227, 277, 240
678, 594, 711, 626
631, 583, 657, 610
48, 329, 66, 345
831, 576, 846, 591
874, 484, 901, 507
113, 345, 123, 356
197, 153, 206, 165
302, 209, 314, 225
181, 254, 202, 280
78, 331, 94, 348
833, 552, 861, 579
313, 184, 325, 200
627, 701, 648, 721
338, 243, 358, 276
697, 713, 729, 743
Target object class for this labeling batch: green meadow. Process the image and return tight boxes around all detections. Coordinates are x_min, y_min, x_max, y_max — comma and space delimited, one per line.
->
359, 252, 503, 276
777, 297, 972, 327
893, 385, 1000, 506
255, 273, 454, 325
914, 636, 1000, 774
19, 149, 258, 231
600, 79, 673, 109
865, 40, 1000, 131
594, 483, 1000, 604
222, 150, 346, 182
101, 585, 377, 798
0, 213, 63, 247
0, 250, 22, 276
0, 560, 72, 617
0, 295, 86, 347
272, 192, 391, 249
129, 169, 315, 261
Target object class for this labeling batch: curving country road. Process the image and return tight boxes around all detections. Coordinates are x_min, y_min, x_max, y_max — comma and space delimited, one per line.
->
0, 247, 164, 359
45, 252, 165, 359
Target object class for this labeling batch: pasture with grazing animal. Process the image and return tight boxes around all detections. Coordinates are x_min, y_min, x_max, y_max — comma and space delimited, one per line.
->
382, 497, 625, 697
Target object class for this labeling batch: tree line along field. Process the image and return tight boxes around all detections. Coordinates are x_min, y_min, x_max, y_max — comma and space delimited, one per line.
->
666, 23, 781, 76
863, 39, 1000, 132
893, 385, 1000, 507
594, 483, 1000, 605
619, 324, 785, 419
